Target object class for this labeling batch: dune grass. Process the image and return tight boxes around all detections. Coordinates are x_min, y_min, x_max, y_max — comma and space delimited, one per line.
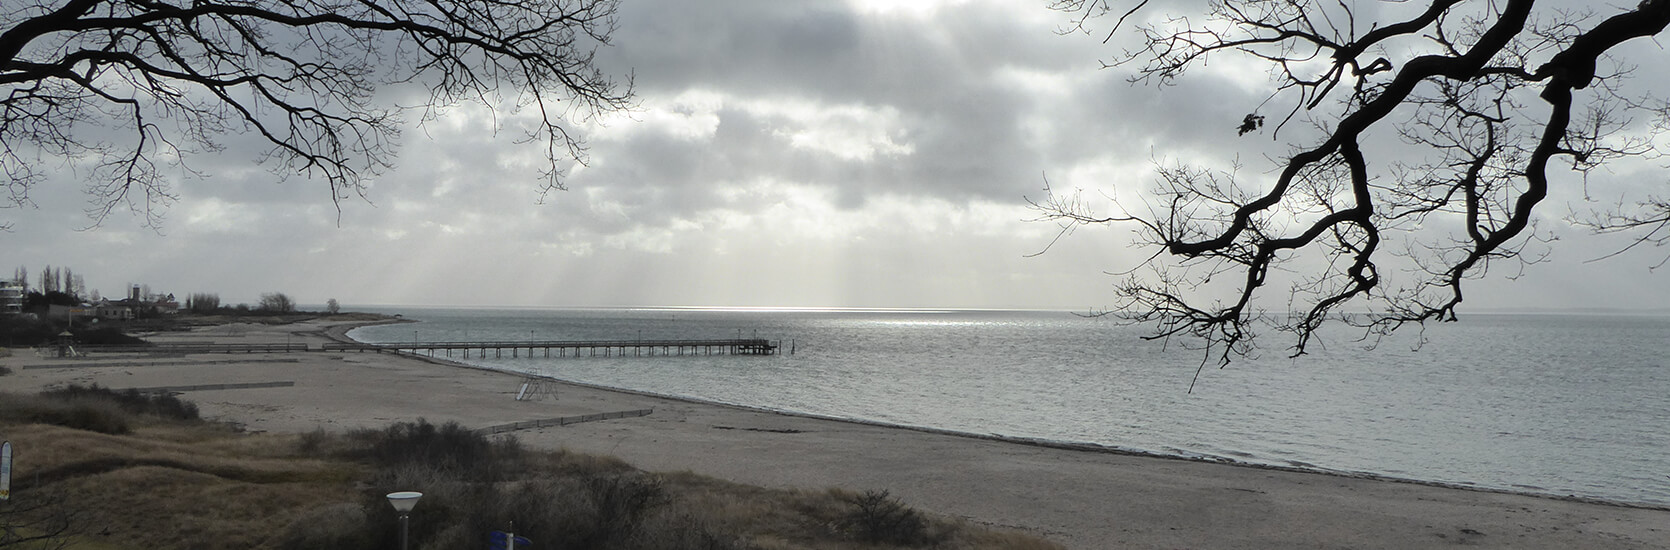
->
0, 388, 1061, 550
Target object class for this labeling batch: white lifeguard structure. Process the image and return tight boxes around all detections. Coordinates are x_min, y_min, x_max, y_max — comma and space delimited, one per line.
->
514, 376, 558, 401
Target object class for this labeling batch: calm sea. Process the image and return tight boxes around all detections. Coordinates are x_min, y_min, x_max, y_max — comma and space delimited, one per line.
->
348, 307, 1670, 507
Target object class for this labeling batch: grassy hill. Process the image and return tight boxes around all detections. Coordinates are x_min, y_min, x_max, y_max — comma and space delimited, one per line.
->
0, 385, 1059, 549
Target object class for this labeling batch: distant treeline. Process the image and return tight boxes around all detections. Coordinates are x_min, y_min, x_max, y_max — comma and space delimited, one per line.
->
186, 293, 220, 312
186, 292, 302, 313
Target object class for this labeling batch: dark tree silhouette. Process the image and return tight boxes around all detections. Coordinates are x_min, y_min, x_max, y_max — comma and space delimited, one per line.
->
1038, 0, 1670, 367
1, 0, 632, 227
258, 291, 293, 312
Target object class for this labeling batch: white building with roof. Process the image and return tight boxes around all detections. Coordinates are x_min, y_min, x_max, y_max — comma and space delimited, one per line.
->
0, 280, 23, 314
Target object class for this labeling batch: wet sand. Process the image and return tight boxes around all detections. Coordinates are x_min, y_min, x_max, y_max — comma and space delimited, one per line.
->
3, 317, 1666, 549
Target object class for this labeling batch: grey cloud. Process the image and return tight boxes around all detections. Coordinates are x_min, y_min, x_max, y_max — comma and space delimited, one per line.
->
567, 3, 1131, 223
10, 0, 1660, 311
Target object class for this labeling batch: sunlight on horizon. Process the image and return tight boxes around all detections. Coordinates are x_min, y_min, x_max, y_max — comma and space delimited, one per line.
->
846, 0, 972, 17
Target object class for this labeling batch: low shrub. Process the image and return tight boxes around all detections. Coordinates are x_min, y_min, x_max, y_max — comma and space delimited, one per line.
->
40, 384, 200, 421
37, 401, 131, 434
583, 473, 669, 546
343, 472, 671, 550
347, 419, 524, 482
633, 513, 751, 550
297, 427, 332, 454
281, 424, 679, 550
0, 392, 129, 434
842, 489, 931, 545
0, 384, 201, 434
276, 503, 371, 549
71, 326, 146, 346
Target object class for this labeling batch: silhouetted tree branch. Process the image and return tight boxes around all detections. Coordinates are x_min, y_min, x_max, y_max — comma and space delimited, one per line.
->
1, 491, 77, 549
1, 0, 632, 227
1037, 0, 1670, 365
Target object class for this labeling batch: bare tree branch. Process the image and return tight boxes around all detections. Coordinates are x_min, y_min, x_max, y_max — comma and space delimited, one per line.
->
1040, 0, 1670, 363
1, 0, 633, 228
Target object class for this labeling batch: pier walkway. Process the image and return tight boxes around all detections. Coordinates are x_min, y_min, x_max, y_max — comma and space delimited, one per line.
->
78, 343, 311, 354
320, 338, 779, 358
69, 339, 780, 357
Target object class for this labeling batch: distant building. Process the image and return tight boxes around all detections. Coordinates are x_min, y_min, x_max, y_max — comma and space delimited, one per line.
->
47, 304, 98, 323
94, 301, 135, 320
0, 280, 22, 314
154, 293, 180, 315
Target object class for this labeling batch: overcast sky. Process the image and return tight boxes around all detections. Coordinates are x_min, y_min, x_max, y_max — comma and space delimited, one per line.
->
5, 0, 1667, 311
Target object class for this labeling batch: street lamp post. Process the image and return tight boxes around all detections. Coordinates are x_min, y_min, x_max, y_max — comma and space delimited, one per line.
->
386, 491, 423, 550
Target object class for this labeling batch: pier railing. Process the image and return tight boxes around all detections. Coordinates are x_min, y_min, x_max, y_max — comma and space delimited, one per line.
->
67, 338, 779, 357
319, 338, 779, 357
76, 343, 312, 354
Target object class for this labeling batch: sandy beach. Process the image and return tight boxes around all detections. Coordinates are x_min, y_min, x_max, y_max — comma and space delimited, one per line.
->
3, 317, 1666, 549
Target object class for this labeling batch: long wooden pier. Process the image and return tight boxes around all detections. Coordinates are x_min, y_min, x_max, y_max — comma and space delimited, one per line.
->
317, 338, 779, 358
79, 343, 311, 354
68, 339, 780, 357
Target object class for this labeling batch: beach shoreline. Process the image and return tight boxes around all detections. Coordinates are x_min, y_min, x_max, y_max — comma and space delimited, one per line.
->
334, 317, 1668, 513
5, 316, 1668, 548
